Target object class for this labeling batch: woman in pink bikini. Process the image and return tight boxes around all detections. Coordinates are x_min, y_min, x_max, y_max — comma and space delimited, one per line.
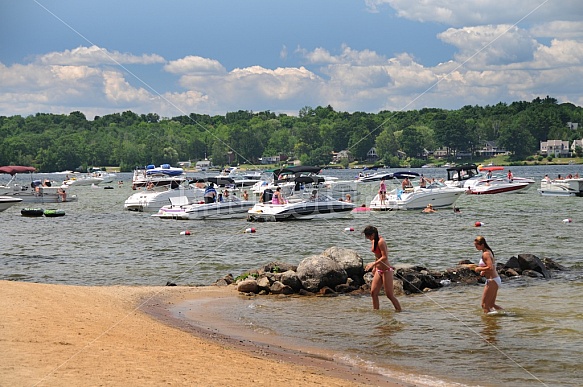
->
473, 235, 504, 314
363, 226, 402, 311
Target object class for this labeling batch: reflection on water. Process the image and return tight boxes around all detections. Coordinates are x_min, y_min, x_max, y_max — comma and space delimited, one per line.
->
2, 166, 583, 386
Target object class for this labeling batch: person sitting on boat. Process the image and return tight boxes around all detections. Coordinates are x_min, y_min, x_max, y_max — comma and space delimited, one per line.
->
223, 189, 230, 201
486, 170, 493, 179
419, 176, 427, 188
507, 170, 513, 182
345, 194, 352, 203
272, 187, 285, 205
401, 177, 413, 190
204, 183, 217, 203
146, 181, 155, 190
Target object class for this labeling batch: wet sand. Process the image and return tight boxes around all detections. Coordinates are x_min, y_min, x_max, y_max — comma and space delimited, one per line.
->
1, 280, 407, 386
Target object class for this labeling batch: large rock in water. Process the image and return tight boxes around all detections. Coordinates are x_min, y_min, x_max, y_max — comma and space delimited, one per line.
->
296, 254, 348, 293
321, 246, 364, 285
517, 254, 551, 279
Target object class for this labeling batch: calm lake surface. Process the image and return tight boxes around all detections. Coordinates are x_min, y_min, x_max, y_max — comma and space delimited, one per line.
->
1, 165, 582, 386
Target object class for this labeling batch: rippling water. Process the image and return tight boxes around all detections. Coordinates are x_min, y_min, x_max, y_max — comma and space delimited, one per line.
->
1, 165, 582, 386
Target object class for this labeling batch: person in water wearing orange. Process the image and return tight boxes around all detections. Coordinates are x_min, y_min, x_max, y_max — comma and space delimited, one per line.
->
363, 226, 402, 311
473, 235, 504, 314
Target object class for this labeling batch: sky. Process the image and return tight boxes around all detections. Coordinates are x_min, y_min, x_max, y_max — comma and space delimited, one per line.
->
1, 0, 583, 120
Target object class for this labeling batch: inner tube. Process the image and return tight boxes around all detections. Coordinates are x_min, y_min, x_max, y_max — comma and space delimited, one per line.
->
44, 209, 66, 217
21, 208, 45, 217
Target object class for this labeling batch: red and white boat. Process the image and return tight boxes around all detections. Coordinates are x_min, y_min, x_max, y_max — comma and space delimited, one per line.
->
466, 179, 532, 195
459, 166, 535, 194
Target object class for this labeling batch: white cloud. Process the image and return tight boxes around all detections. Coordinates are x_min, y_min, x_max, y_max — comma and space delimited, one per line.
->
164, 56, 226, 75
529, 21, 583, 40
366, 0, 583, 26
38, 45, 164, 66
438, 25, 538, 66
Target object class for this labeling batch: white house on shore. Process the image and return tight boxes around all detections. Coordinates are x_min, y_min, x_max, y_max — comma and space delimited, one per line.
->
540, 140, 570, 157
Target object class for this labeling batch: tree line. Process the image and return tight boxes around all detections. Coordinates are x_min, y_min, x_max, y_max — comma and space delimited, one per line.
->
0, 96, 582, 172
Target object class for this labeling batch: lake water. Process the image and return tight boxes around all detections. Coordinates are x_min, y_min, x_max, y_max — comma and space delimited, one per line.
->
1, 165, 582, 386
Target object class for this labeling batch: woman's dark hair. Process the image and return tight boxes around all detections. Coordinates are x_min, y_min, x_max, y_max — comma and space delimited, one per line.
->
363, 225, 379, 251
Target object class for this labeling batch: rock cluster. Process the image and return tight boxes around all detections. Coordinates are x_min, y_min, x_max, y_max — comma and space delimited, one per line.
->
213, 247, 567, 296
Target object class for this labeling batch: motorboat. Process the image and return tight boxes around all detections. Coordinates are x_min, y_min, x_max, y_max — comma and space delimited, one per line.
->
131, 164, 187, 190
217, 167, 262, 187
0, 165, 78, 203
446, 165, 534, 194
0, 195, 22, 212
247, 190, 356, 221
124, 184, 204, 212
466, 179, 532, 195
63, 174, 104, 186
538, 177, 583, 197
369, 172, 466, 210
88, 168, 117, 183
445, 164, 481, 188
152, 195, 254, 220
250, 166, 358, 201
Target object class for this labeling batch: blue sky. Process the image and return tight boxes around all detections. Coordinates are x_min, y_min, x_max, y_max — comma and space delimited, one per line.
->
1, 0, 582, 119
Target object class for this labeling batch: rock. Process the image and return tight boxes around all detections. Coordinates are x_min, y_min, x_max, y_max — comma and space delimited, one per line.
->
270, 281, 294, 295
263, 261, 297, 273
237, 279, 259, 293
517, 254, 551, 279
298, 289, 315, 296
319, 286, 337, 295
296, 254, 348, 293
542, 257, 569, 271
504, 268, 520, 277
522, 269, 544, 278
256, 276, 271, 290
321, 246, 364, 285
280, 270, 303, 292
214, 279, 229, 286
504, 256, 521, 271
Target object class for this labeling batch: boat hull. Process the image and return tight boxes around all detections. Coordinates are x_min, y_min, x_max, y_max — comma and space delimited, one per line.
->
124, 187, 204, 212
247, 199, 355, 221
0, 196, 23, 212
467, 182, 531, 195
153, 200, 254, 220
538, 179, 583, 197
369, 187, 465, 210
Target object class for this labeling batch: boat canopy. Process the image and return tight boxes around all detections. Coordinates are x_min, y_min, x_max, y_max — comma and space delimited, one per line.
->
0, 166, 37, 175
446, 164, 479, 181
392, 171, 420, 180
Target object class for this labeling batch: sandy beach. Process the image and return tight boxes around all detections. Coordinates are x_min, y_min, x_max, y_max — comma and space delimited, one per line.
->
0, 280, 406, 386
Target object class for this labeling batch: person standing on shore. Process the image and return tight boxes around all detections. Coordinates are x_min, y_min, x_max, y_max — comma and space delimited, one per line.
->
363, 226, 402, 311
473, 236, 503, 314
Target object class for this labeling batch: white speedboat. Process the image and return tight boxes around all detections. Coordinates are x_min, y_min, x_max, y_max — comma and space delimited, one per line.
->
0, 165, 78, 203
88, 168, 117, 183
247, 191, 355, 221
0, 195, 22, 212
370, 176, 465, 210
153, 195, 254, 220
538, 178, 583, 197
132, 164, 187, 189
250, 166, 358, 201
63, 174, 104, 186
124, 184, 204, 212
